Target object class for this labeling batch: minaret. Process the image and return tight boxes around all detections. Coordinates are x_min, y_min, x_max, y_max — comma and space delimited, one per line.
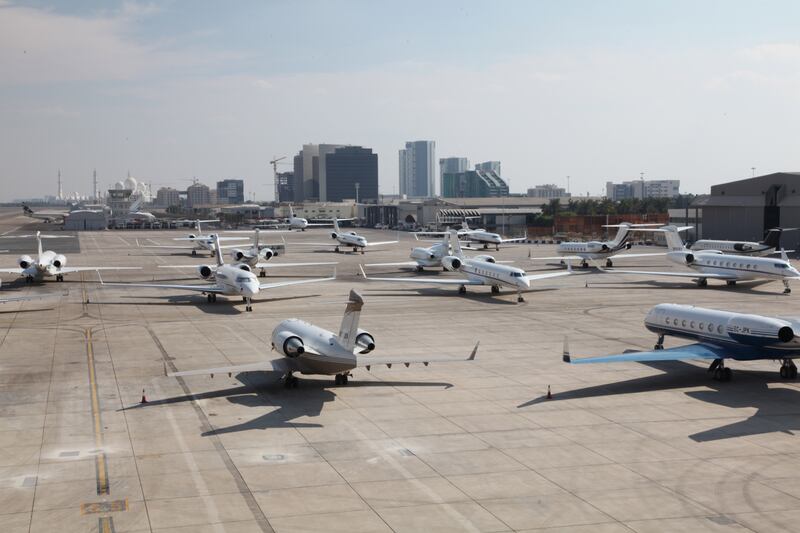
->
57, 169, 63, 201
93, 169, 98, 202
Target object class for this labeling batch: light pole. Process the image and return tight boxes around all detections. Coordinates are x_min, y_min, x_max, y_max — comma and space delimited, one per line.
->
355, 182, 360, 204
567, 175, 570, 195
640, 171, 645, 201
751, 167, 756, 178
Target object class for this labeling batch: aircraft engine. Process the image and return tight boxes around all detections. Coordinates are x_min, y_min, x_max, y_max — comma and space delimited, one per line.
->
473, 254, 496, 263
238, 264, 251, 272
188, 234, 196, 239
230, 249, 246, 261
52, 254, 66, 268
196, 265, 214, 279
668, 251, 694, 264
354, 329, 375, 354
441, 256, 462, 271
727, 315, 795, 346
260, 248, 274, 261
734, 243, 751, 252
601, 244, 610, 251
331, 232, 339, 239
272, 330, 305, 357
18, 255, 32, 269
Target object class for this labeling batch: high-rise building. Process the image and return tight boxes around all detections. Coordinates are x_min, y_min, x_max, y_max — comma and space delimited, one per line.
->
606, 179, 680, 200
216, 179, 244, 204
186, 182, 210, 207
475, 161, 501, 176
324, 146, 378, 203
442, 169, 509, 198
292, 144, 345, 202
527, 184, 569, 199
439, 157, 469, 196
277, 171, 294, 203
156, 187, 181, 207
399, 140, 436, 198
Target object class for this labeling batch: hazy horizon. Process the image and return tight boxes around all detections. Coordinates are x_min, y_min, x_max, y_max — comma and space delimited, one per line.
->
2, 0, 799, 201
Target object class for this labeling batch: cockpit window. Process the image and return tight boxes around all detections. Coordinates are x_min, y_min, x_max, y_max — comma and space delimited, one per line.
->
776, 263, 788, 269
511, 272, 523, 277
236, 276, 251, 282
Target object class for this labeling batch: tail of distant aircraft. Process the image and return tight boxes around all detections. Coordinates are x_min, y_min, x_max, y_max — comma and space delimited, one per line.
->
337, 289, 364, 350
604, 223, 632, 250
22, 204, 33, 215
213, 235, 224, 266
35, 230, 43, 257
448, 229, 464, 258
762, 228, 797, 250
333, 217, 340, 234
288, 205, 295, 219
254, 228, 261, 249
660, 225, 692, 252
129, 197, 142, 213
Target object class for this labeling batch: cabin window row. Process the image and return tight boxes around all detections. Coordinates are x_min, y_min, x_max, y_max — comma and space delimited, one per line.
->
665, 317, 724, 334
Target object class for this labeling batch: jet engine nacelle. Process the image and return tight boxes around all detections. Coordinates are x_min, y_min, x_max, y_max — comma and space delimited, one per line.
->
52, 254, 66, 268
230, 249, 246, 261
473, 254, 496, 263
331, 232, 339, 239
354, 329, 375, 354
727, 315, 795, 346
196, 265, 214, 279
260, 248, 274, 261
441, 256, 462, 271
18, 255, 32, 269
734, 243, 752, 252
667, 251, 694, 264
272, 330, 305, 357
188, 234, 196, 239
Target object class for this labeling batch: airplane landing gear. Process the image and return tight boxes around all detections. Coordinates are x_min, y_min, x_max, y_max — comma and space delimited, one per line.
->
581, 261, 589, 269
245, 297, 253, 312
360, 249, 365, 255
25, 276, 34, 283
654, 334, 664, 350
491, 285, 500, 294
606, 259, 613, 268
726, 280, 737, 286
335, 246, 340, 253
783, 280, 791, 294
495, 245, 500, 251
708, 358, 732, 381
696, 278, 708, 287
458, 285, 467, 295
259, 270, 266, 278
56, 274, 64, 282
191, 250, 197, 256
416, 266, 424, 272
517, 291, 525, 303
284, 374, 299, 388
780, 359, 798, 379
207, 293, 217, 303
334, 373, 349, 386
483, 244, 488, 250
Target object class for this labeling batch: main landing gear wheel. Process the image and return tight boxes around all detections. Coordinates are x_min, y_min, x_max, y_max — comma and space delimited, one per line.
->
696, 278, 708, 287
708, 359, 732, 381
606, 259, 613, 268
259, 270, 266, 278
491, 285, 500, 294
207, 293, 217, 303
245, 305, 252, 312
284, 375, 299, 388
458, 285, 467, 295
581, 261, 589, 269
726, 280, 737, 286
416, 266, 424, 272
780, 360, 798, 379
361, 249, 365, 255
335, 246, 340, 253
654, 334, 665, 350
334, 374, 349, 385
56, 274, 64, 282
191, 250, 197, 256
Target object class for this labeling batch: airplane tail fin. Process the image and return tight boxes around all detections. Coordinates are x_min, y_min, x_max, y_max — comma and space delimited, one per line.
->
195, 219, 202, 233
607, 223, 631, 248
662, 225, 687, 251
333, 217, 340, 233
288, 205, 295, 219
762, 228, 798, 249
448, 229, 464, 258
22, 204, 32, 215
254, 228, 261, 249
129, 196, 142, 213
337, 289, 364, 350
36, 231, 43, 257
213, 236, 224, 266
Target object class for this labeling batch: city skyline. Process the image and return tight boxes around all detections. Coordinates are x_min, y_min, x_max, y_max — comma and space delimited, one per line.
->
2, 1, 800, 201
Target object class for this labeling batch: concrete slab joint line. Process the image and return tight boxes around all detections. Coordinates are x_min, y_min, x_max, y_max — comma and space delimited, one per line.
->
85, 327, 110, 495
145, 325, 275, 533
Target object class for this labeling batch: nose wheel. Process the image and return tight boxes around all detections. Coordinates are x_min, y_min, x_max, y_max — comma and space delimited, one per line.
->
334, 373, 349, 385
783, 280, 791, 294
56, 274, 64, 282
206, 293, 217, 303
259, 270, 266, 278
335, 246, 340, 253
284, 374, 299, 388
517, 291, 525, 303
780, 360, 798, 379
581, 261, 589, 269
491, 285, 500, 294
605, 259, 613, 268
458, 285, 467, 295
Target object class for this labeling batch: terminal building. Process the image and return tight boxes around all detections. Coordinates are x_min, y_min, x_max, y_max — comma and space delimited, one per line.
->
693, 172, 800, 246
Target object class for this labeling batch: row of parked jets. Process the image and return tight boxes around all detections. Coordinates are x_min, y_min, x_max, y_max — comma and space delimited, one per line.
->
3, 217, 800, 386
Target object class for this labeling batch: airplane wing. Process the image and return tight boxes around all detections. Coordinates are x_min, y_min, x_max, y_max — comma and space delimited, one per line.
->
365, 240, 399, 247
0, 268, 25, 274
363, 261, 419, 268
500, 237, 527, 243
101, 281, 225, 293
136, 240, 196, 250
563, 341, 726, 364
259, 273, 336, 290
606, 252, 667, 259
359, 265, 482, 285
292, 242, 341, 247
58, 267, 141, 274
254, 261, 338, 269
524, 270, 573, 282
357, 342, 479, 369
600, 268, 737, 280
167, 358, 291, 377
173, 237, 249, 242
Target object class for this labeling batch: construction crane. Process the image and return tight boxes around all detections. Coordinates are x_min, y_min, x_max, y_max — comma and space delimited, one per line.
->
269, 156, 290, 202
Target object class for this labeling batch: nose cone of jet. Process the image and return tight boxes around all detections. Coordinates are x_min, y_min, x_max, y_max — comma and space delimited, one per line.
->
240, 279, 259, 297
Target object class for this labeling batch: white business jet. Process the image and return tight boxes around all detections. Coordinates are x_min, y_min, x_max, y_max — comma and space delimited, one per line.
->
21, 204, 66, 224
299, 218, 398, 254
124, 197, 156, 223
166, 289, 478, 387
531, 222, 666, 268
419, 221, 525, 251
222, 228, 337, 277
691, 227, 796, 257
603, 225, 800, 294
0, 231, 139, 283
361, 230, 572, 302
136, 219, 249, 256
364, 232, 504, 272
101, 236, 334, 311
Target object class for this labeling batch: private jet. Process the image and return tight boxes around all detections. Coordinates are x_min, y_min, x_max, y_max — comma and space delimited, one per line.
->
223, 228, 337, 276
360, 230, 572, 302
563, 303, 800, 381
166, 289, 478, 387
364, 232, 505, 272
418, 221, 525, 251
124, 197, 156, 223
21, 204, 66, 224
298, 218, 398, 254
101, 236, 335, 311
136, 219, 249, 256
602, 225, 800, 293
691, 227, 796, 256
531, 222, 666, 268
0, 231, 139, 283
263, 205, 354, 231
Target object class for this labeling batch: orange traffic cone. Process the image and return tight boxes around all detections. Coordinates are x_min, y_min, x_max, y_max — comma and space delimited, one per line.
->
140, 389, 148, 404
546, 385, 552, 399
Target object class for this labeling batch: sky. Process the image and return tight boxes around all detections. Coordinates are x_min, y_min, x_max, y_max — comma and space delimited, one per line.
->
1, 0, 799, 201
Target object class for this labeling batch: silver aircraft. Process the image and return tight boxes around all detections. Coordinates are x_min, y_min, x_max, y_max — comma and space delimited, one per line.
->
0, 231, 139, 283
417, 220, 526, 251
691, 227, 796, 257
364, 232, 506, 272
298, 218, 398, 254
361, 230, 572, 302
224, 228, 337, 277
166, 289, 478, 387
136, 219, 249, 256
101, 236, 335, 311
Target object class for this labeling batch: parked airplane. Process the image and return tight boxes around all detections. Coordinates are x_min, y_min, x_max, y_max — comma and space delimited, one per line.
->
0, 231, 139, 283
563, 303, 800, 381
166, 289, 478, 386
360, 230, 572, 302
21, 204, 66, 224
418, 221, 525, 251
124, 197, 156, 223
531, 222, 666, 268
136, 219, 249, 256
690, 227, 796, 257
603, 225, 800, 293
221, 228, 337, 276
364, 232, 505, 272
262, 205, 355, 231
298, 218, 398, 254
102, 236, 334, 311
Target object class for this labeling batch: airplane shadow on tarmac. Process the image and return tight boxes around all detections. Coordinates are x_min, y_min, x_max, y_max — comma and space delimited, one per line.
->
361, 288, 559, 305
517, 360, 800, 442
583, 278, 783, 295
123, 371, 453, 436
90, 294, 321, 314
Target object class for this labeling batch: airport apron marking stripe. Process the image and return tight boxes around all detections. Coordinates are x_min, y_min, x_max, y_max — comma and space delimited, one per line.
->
85, 328, 109, 495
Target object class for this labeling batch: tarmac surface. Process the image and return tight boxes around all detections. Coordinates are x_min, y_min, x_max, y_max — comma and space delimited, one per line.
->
3, 206, 800, 532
